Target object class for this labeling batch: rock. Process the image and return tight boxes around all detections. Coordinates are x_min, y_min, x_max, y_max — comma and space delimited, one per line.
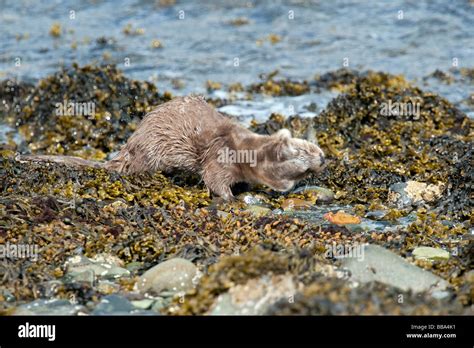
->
39, 280, 65, 298
388, 181, 444, 207
131, 299, 155, 310
208, 274, 302, 315
365, 210, 388, 220
64, 254, 130, 284
237, 193, 268, 205
412, 247, 450, 261
13, 299, 86, 315
68, 270, 95, 285
92, 295, 136, 315
108, 266, 129, 279
280, 198, 312, 211
280, 204, 344, 224
292, 186, 335, 203
341, 244, 449, 293
245, 205, 271, 217
431, 290, 452, 300
90, 253, 125, 267
0, 289, 16, 302
97, 280, 120, 294
150, 297, 168, 312
135, 258, 199, 295
344, 219, 390, 233
465, 270, 474, 283
125, 261, 143, 272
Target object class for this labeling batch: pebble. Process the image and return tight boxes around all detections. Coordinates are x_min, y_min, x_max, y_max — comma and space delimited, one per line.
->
135, 258, 199, 295
131, 299, 155, 310
412, 246, 450, 261
292, 185, 335, 203
125, 261, 144, 272
64, 254, 130, 283
237, 193, 268, 205
245, 205, 271, 217
92, 295, 138, 315
151, 297, 168, 312
281, 198, 312, 211
365, 210, 388, 220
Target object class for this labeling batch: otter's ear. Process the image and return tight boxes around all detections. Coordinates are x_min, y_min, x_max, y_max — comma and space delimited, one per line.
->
273, 128, 292, 140
274, 135, 298, 161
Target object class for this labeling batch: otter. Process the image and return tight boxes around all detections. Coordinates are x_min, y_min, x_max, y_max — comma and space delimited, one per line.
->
18, 96, 325, 200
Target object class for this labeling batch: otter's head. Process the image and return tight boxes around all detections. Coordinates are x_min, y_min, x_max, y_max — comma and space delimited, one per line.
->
256, 129, 326, 192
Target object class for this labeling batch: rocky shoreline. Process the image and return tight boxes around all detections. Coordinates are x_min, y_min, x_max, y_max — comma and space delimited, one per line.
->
0, 65, 472, 315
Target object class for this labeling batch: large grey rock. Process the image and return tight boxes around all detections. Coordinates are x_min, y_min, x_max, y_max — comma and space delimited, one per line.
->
208, 274, 302, 315
387, 181, 444, 207
341, 244, 449, 293
135, 258, 200, 295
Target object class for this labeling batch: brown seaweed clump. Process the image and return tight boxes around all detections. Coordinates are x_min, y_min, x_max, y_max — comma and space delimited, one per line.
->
313, 68, 363, 91
265, 277, 467, 315
0, 79, 34, 117
247, 70, 310, 96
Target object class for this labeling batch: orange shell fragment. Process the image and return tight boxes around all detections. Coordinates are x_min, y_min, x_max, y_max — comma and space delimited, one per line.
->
324, 210, 361, 225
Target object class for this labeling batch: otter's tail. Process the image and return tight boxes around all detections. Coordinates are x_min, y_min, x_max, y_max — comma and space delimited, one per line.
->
16, 154, 104, 169
102, 151, 133, 174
